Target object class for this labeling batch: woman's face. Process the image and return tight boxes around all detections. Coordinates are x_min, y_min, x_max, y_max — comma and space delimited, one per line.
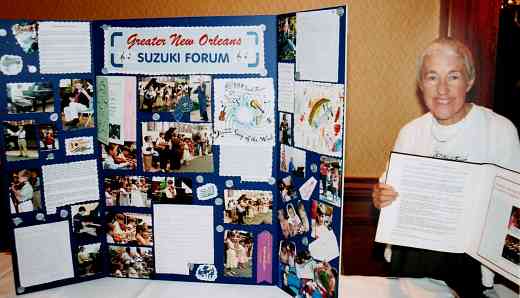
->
419, 47, 474, 126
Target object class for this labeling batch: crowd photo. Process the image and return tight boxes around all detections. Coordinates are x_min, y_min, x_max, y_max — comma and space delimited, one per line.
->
59, 79, 95, 130
101, 142, 137, 170
138, 76, 189, 112
72, 202, 102, 242
150, 177, 193, 205
106, 212, 153, 246
224, 230, 253, 278
9, 168, 41, 214
224, 189, 272, 225
109, 246, 153, 279
104, 176, 152, 208
141, 122, 213, 172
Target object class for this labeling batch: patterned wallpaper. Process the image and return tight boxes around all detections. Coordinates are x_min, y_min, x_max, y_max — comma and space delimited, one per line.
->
1, 0, 440, 177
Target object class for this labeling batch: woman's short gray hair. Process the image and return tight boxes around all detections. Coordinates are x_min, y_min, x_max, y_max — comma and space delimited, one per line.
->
417, 37, 476, 83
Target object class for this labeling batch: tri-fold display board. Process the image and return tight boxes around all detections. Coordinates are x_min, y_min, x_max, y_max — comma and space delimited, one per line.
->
0, 6, 347, 296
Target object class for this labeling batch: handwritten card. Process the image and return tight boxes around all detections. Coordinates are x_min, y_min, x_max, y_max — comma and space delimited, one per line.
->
214, 78, 275, 146
219, 145, 273, 182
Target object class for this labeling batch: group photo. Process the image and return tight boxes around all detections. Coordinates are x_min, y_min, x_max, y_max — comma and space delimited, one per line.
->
109, 246, 153, 279
224, 189, 272, 225
138, 76, 189, 113
106, 212, 153, 246
104, 176, 152, 208
141, 122, 213, 172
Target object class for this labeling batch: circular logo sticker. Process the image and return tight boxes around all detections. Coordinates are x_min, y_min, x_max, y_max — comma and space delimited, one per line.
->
302, 237, 309, 246
60, 209, 69, 218
27, 65, 37, 73
268, 177, 276, 185
12, 217, 22, 226
225, 180, 234, 188
214, 198, 223, 206
310, 163, 318, 173
152, 113, 160, 121
50, 113, 59, 122
196, 175, 204, 184
216, 225, 224, 233
35, 213, 45, 221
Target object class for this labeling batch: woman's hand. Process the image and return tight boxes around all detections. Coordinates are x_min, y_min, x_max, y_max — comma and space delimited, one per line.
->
372, 183, 398, 209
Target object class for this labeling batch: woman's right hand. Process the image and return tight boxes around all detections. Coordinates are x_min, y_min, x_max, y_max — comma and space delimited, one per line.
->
372, 183, 398, 209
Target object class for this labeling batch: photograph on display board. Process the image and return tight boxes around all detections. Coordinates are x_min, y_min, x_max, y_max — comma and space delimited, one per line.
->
319, 156, 342, 207
309, 200, 339, 263
280, 249, 338, 298
65, 136, 94, 156
138, 76, 189, 113
278, 176, 299, 203
278, 15, 296, 61
150, 176, 193, 205
141, 122, 213, 173
8, 168, 42, 214
72, 201, 102, 242
280, 145, 305, 177
76, 243, 102, 277
279, 240, 296, 266
277, 201, 309, 239
59, 79, 95, 130
224, 230, 254, 278
106, 212, 153, 247
38, 124, 59, 153
11, 22, 38, 53
223, 189, 273, 225
189, 75, 211, 122
104, 176, 152, 208
502, 234, 520, 265
6, 82, 54, 114
4, 120, 39, 162
109, 246, 154, 279
279, 112, 292, 145
101, 142, 137, 170
294, 82, 344, 157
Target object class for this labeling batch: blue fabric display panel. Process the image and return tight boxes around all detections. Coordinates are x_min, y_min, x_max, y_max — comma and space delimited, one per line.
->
0, 6, 347, 297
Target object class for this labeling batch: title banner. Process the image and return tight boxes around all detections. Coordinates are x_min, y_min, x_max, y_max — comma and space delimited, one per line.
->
103, 25, 266, 75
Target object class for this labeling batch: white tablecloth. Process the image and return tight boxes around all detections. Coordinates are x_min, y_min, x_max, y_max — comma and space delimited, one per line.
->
1, 253, 516, 298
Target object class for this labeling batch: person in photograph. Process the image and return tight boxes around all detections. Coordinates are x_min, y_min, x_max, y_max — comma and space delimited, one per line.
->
103, 143, 135, 170
164, 179, 177, 200
287, 203, 303, 236
278, 209, 291, 239
236, 195, 248, 224
225, 231, 239, 271
315, 261, 338, 298
509, 208, 520, 230
135, 225, 151, 246
280, 113, 290, 145
297, 202, 310, 233
372, 38, 520, 297
320, 161, 329, 195
40, 127, 57, 150
77, 246, 93, 273
193, 79, 208, 121
280, 241, 296, 266
7, 125, 28, 157
9, 170, 34, 213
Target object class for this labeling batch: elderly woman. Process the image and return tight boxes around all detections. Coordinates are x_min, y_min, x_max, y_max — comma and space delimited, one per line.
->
372, 38, 520, 298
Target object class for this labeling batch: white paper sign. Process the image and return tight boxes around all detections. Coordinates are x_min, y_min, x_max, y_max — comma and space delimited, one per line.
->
103, 26, 265, 75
